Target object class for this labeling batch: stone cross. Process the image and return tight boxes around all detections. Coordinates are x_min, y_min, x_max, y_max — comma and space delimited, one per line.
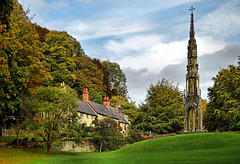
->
189, 6, 195, 13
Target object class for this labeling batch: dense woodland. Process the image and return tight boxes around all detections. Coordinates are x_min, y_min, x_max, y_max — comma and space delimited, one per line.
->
1, 0, 240, 154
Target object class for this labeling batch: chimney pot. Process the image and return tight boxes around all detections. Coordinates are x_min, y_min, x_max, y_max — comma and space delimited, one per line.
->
103, 97, 110, 108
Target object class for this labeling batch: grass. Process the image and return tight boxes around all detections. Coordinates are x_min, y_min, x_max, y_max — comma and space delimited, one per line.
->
0, 132, 240, 164
0, 146, 48, 163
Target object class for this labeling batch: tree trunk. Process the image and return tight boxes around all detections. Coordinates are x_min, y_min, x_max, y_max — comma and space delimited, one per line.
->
16, 124, 20, 148
17, 132, 19, 148
100, 141, 102, 152
47, 130, 51, 155
47, 142, 51, 155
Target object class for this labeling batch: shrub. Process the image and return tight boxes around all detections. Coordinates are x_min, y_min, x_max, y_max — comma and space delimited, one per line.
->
22, 137, 28, 146
126, 129, 142, 144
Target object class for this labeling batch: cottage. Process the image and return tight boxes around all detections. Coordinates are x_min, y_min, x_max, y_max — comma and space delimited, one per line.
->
77, 88, 130, 134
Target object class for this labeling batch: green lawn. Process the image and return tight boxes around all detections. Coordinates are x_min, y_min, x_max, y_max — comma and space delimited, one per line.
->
1, 132, 240, 164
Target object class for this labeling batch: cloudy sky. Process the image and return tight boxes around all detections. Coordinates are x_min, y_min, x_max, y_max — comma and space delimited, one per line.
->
19, 0, 240, 105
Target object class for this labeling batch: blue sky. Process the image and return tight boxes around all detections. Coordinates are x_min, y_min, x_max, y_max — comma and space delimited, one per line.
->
19, 0, 240, 105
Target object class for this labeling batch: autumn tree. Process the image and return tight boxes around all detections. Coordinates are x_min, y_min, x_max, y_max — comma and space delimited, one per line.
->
33, 86, 81, 155
102, 60, 128, 97
0, 0, 30, 137
7, 1, 52, 92
204, 65, 240, 131
35, 25, 50, 42
132, 79, 184, 134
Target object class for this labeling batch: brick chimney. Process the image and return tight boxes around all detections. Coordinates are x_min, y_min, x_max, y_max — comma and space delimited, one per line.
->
103, 97, 110, 108
116, 102, 121, 113
83, 88, 89, 101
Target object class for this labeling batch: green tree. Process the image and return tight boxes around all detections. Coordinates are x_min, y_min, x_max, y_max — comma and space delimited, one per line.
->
110, 95, 137, 121
43, 31, 77, 87
13, 96, 36, 148
92, 58, 111, 97
33, 86, 80, 155
94, 117, 119, 152
110, 95, 136, 110
204, 65, 240, 131
89, 89, 103, 104
73, 56, 104, 96
132, 78, 184, 134
102, 60, 128, 97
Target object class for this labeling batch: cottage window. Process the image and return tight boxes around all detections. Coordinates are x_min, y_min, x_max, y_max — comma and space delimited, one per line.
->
86, 114, 89, 118
91, 115, 94, 119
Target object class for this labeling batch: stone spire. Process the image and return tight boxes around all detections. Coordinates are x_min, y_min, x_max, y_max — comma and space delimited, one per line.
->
189, 6, 195, 39
184, 7, 203, 133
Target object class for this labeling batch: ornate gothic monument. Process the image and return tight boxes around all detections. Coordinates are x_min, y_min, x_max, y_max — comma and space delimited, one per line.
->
184, 6, 203, 133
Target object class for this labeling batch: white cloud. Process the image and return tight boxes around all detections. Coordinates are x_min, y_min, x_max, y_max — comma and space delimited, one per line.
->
105, 35, 163, 55
46, 18, 152, 40
106, 35, 187, 71
74, 0, 96, 3
197, 0, 240, 39
106, 35, 226, 73
196, 36, 225, 56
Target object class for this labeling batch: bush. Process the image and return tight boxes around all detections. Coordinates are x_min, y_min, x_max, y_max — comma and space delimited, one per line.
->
10, 137, 28, 146
126, 129, 142, 144
105, 134, 126, 151
0, 136, 16, 144
89, 135, 101, 144
22, 137, 28, 146
32, 142, 43, 148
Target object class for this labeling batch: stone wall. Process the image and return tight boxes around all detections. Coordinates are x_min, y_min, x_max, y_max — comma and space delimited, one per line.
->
54, 139, 98, 152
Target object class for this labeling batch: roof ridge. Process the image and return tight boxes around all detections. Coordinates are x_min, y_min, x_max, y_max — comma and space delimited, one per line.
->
86, 101, 98, 115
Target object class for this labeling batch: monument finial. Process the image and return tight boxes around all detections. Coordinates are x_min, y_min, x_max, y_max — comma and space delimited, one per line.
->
189, 6, 195, 38
189, 6, 195, 13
